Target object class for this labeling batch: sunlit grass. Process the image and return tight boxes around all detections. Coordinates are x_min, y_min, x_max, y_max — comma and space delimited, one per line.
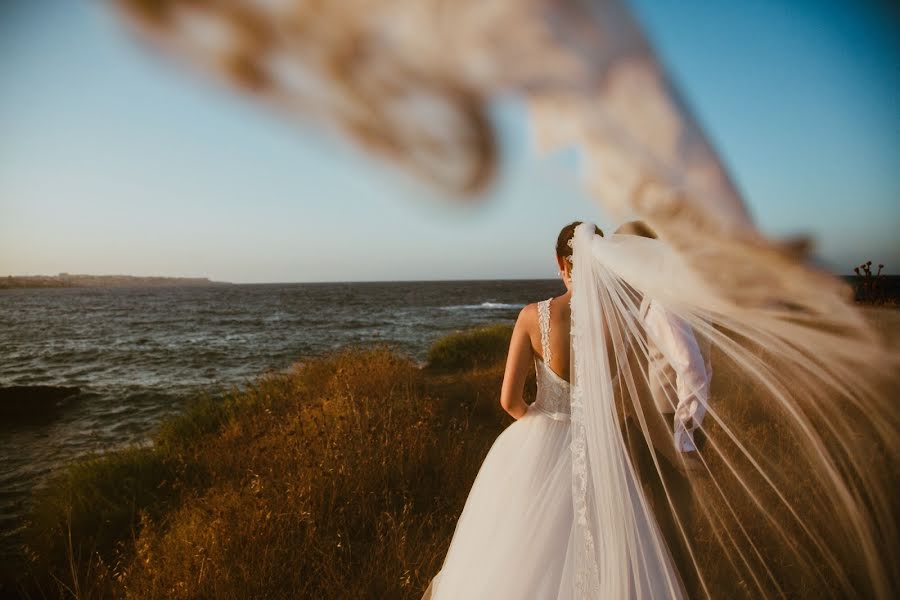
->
14, 343, 512, 599
9, 314, 898, 599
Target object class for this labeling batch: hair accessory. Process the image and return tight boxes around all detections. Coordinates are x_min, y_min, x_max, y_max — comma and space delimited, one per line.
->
567, 237, 574, 249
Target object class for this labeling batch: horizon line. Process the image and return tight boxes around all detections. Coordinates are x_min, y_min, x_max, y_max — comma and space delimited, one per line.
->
2, 271, 892, 286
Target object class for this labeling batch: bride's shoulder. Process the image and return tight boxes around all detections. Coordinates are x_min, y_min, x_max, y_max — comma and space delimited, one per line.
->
515, 302, 540, 327
512, 303, 540, 347
518, 296, 556, 318
523, 298, 550, 314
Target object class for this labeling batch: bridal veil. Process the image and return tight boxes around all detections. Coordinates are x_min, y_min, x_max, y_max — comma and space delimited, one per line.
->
111, 1, 899, 596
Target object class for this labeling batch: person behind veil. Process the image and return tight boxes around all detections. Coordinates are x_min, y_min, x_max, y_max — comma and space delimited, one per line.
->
616, 220, 711, 456
613, 220, 711, 591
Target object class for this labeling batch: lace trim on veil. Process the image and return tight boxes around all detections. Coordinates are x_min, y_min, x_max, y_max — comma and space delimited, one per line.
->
568, 224, 686, 599
569, 265, 601, 597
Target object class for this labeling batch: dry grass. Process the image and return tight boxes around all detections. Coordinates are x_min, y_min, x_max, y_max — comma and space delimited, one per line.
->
11, 343, 521, 599
7, 312, 898, 599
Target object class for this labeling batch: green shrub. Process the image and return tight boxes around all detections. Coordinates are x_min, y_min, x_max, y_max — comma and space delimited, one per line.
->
154, 391, 231, 451
426, 324, 513, 371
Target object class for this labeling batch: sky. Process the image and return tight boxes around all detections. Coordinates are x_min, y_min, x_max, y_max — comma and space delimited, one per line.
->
0, 0, 897, 283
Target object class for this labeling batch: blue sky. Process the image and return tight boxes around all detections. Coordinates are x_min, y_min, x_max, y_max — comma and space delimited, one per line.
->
1, 0, 897, 282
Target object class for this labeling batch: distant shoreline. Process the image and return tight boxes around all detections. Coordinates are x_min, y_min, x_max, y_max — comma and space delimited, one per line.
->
0, 274, 232, 289
1, 274, 897, 295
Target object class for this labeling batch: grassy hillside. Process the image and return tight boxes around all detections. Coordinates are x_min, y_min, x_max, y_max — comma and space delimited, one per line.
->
7, 328, 521, 599
4, 315, 897, 599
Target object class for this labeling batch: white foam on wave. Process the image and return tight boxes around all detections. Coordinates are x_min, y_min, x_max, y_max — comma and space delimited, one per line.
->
441, 302, 524, 311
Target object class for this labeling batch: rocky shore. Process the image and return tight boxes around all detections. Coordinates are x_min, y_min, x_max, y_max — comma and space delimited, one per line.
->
0, 385, 83, 422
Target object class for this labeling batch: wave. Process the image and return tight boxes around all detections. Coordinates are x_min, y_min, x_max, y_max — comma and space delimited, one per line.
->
441, 302, 524, 311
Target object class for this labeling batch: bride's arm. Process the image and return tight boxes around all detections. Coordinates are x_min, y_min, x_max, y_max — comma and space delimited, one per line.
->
500, 304, 536, 420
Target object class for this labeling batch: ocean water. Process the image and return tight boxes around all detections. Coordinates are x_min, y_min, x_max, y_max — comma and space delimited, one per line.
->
0, 279, 564, 552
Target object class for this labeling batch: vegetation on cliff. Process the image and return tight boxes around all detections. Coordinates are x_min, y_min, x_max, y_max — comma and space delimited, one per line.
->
7, 328, 519, 599
5, 313, 898, 599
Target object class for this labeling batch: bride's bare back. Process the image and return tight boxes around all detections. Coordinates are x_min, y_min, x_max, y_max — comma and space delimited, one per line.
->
500, 292, 573, 419
534, 295, 572, 383
500, 221, 596, 419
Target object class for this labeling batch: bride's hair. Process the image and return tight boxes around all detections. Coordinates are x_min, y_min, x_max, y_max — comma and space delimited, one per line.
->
556, 221, 603, 262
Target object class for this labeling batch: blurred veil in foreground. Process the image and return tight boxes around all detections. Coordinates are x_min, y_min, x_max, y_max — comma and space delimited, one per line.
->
112, 0, 898, 597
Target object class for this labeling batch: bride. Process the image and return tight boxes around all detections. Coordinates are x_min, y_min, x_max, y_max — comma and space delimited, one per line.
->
424, 220, 685, 599
424, 221, 898, 599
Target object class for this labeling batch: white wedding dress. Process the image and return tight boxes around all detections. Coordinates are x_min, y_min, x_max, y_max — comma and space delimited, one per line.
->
424, 298, 577, 599
425, 292, 683, 599
424, 229, 692, 600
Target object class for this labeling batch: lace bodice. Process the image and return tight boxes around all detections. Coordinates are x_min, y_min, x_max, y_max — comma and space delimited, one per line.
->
531, 298, 571, 420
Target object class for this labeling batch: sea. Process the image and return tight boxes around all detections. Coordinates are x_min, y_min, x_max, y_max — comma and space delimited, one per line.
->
1, 276, 896, 559
0, 279, 564, 556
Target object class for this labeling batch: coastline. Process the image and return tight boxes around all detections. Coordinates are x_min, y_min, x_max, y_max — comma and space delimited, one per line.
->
3, 311, 898, 599
3, 325, 517, 598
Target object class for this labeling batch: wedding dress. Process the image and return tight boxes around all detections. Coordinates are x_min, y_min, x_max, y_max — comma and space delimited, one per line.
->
423, 297, 576, 599
424, 292, 684, 599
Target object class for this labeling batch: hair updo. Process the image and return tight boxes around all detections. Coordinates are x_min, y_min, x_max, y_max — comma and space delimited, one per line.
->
556, 221, 603, 264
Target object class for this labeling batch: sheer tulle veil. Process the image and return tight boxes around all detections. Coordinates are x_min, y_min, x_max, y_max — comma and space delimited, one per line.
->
569, 222, 898, 599
569, 223, 684, 598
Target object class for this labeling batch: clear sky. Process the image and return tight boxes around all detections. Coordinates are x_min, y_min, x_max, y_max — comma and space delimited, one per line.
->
1, 0, 897, 282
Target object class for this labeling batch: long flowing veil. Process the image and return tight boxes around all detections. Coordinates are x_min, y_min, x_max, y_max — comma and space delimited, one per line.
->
108, 1, 898, 596
569, 222, 898, 599
569, 223, 685, 598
